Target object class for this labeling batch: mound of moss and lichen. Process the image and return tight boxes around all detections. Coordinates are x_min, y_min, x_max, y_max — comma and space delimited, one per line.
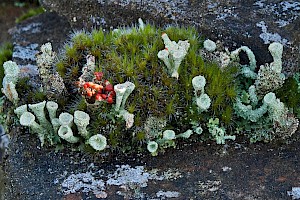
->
53, 23, 238, 151
6, 19, 299, 157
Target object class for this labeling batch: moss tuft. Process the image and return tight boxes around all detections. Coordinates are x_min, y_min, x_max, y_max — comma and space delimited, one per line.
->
0, 42, 13, 93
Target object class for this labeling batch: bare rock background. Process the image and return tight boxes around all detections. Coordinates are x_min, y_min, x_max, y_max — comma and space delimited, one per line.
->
40, 0, 300, 74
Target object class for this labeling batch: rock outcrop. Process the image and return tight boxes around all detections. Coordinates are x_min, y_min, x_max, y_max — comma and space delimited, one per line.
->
40, 0, 300, 74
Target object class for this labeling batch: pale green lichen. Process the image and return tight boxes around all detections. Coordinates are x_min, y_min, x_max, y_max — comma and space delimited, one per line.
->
59, 112, 74, 127
114, 81, 135, 112
29, 101, 52, 130
147, 141, 158, 156
207, 118, 235, 144
192, 75, 211, 112
176, 129, 193, 139
20, 111, 47, 146
1, 61, 20, 103
234, 98, 268, 122
158, 33, 190, 79
118, 109, 134, 129
14, 104, 28, 118
114, 81, 135, 128
254, 42, 285, 97
46, 101, 58, 121
58, 125, 79, 143
144, 116, 167, 140
231, 46, 257, 71
88, 134, 107, 151
16, 101, 94, 146
36, 43, 66, 99
74, 110, 90, 138
78, 55, 96, 84
203, 39, 217, 52
162, 130, 176, 140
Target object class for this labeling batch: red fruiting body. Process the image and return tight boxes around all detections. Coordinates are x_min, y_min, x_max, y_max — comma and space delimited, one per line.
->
86, 90, 93, 97
105, 84, 113, 91
95, 93, 103, 101
107, 97, 113, 104
101, 94, 107, 99
92, 84, 103, 91
88, 82, 95, 87
79, 71, 116, 104
104, 80, 110, 85
110, 91, 116, 96
94, 72, 104, 81
83, 82, 89, 89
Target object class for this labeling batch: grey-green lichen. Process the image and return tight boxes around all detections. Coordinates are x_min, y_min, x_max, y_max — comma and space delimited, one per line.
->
192, 75, 211, 113
15, 100, 106, 149
157, 32, 190, 79
1, 61, 20, 103
36, 43, 66, 100
255, 44, 285, 97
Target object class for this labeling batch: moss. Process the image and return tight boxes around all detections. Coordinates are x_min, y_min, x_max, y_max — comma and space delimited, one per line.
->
16, 77, 47, 104
275, 76, 300, 117
0, 42, 13, 93
55, 23, 240, 153
203, 62, 238, 124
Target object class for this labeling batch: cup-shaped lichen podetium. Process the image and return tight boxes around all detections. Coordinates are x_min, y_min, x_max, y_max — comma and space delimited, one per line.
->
147, 141, 158, 156
74, 110, 90, 138
88, 134, 107, 151
46, 101, 58, 121
20, 111, 47, 146
28, 101, 49, 127
59, 112, 74, 127
58, 125, 79, 143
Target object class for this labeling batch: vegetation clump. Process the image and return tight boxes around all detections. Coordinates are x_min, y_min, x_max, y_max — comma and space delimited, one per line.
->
3, 19, 299, 157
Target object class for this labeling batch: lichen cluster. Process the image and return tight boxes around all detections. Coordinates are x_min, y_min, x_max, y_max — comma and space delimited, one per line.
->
2, 19, 299, 156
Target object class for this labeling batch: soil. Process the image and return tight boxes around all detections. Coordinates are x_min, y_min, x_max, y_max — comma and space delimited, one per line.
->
0, 1, 300, 200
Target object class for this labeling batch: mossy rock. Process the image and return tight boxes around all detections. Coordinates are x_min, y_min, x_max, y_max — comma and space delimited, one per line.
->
52, 22, 238, 153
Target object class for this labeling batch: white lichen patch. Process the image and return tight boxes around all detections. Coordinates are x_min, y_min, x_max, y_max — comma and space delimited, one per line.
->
287, 187, 300, 200
254, 1, 300, 28
58, 164, 182, 198
18, 22, 41, 34
61, 172, 105, 195
12, 43, 39, 61
198, 180, 222, 195
19, 64, 39, 77
256, 21, 289, 45
106, 165, 150, 187
156, 190, 181, 198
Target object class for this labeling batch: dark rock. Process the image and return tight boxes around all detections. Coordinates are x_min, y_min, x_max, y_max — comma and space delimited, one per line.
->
39, 0, 300, 74
9, 12, 71, 77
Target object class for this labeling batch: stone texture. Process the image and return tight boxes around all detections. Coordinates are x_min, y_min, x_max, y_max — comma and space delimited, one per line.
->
40, 0, 300, 74
9, 12, 71, 78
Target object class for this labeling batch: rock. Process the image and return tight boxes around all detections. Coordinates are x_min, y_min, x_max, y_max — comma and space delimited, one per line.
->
39, 0, 300, 74
9, 12, 71, 78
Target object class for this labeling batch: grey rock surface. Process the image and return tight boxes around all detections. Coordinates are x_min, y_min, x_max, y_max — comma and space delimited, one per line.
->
9, 12, 71, 78
40, 0, 300, 74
